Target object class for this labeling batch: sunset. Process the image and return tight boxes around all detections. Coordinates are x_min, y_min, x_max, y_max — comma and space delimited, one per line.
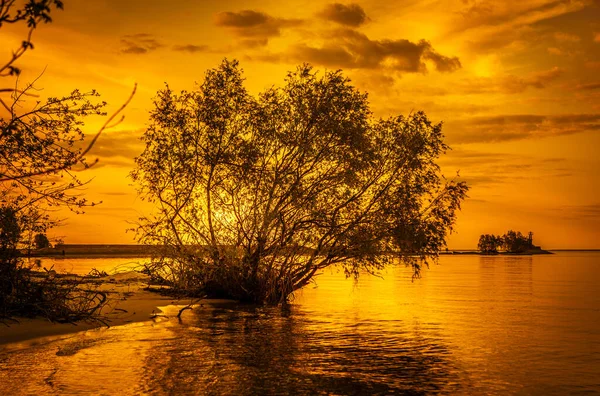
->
2, 0, 598, 248
1, 1, 599, 394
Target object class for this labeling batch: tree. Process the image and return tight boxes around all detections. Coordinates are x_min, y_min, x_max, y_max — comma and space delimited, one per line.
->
0, 207, 20, 313
502, 230, 531, 253
1, 1, 135, 226
478, 230, 535, 254
34, 233, 50, 249
133, 59, 468, 304
0, 207, 20, 258
0, 0, 133, 321
478, 234, 503, 254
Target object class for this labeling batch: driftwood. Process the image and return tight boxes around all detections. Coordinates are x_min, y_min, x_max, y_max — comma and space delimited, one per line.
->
1, 265, 111, 325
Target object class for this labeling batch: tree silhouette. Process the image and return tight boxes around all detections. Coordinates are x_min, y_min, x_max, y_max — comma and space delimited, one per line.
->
133, 59, 468, 304
477, 230, 535, 254
502, 230, 531, 253
0, 1, 132, 321
478, 234, 503, 254
34, 233, 50, 249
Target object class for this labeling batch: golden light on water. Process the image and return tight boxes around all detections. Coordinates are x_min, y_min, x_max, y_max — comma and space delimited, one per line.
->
2, 254, 599, 394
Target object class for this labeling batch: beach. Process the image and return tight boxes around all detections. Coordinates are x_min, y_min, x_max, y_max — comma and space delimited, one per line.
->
0, 271, 196, 347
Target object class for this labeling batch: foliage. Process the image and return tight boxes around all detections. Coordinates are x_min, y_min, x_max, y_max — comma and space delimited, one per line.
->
1, 0, 108, 232
478, 230, 533, 253
34, 232, 50, 249
0, 0, 64, 77
477, 234, 503, 254
0, 207, 19, 250
0, 0, 132, 321
133, 59, 468, 304
502, 230, 532, 253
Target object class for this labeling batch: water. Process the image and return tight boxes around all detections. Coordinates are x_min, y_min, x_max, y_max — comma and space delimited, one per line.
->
1, 252, 599, 394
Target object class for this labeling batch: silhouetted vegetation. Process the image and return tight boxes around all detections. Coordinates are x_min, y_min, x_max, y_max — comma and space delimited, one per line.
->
33, 233, 50, 249
133, 59, 468, 304
478, 230, 535, 254
0, 1, 132, 321
477, 234, 503, 254
502, 230, 534, 253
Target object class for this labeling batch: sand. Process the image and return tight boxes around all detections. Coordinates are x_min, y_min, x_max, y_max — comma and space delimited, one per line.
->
0, 272, 201, 347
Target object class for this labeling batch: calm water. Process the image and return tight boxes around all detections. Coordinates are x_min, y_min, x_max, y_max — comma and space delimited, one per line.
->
1, 252, 599, 394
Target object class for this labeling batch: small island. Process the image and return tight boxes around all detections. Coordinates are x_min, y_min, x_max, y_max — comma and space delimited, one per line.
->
477, 230, 552, 255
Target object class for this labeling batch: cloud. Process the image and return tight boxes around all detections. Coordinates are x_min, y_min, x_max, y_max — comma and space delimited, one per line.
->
457, 1, 495, 19
455, 1, 589, 33
547, 47, 563, 55
455, 67, 564, 94
172, 44, 209, 53
240, 38, 269, 48
554, 32, 580, 42
439, 149, 572, 187
81, 131, 144, 168
318, 3, 368, 27
502, 66, 564, 93
559, 204, 600, 218
285, 29, 460, 73
445, 113, 600, 144
120, 33, 163, 54
575, 82, 600, 91
545, 31, 583, 57
214, 10, 303, 43
586, 61, 600, 69
455, 1, 590, 51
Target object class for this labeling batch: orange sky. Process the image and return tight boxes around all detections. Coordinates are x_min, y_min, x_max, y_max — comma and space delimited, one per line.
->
2, 0, 599, 249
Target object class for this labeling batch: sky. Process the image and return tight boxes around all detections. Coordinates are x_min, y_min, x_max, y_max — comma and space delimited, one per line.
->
2, 0, 599, 249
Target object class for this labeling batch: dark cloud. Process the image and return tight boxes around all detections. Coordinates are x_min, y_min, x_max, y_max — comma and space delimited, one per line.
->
79, 131, 143, 168
287, 29, 461, 73
215, 9, 270, 28
240, 38, 269, 48
172, 44, 209, 53
214, 10, 303, 42
87, 132, 142, 159
575, 82, 600, 91
455, 1, 590, 52
318, 3, 368, 27
559, 204, 600, 218
120, 33, 163, 54
455, 1, 585, 33
91, 206, 139, 214
502, 67, 564, 93
445, 113, 600, 144
439, 149, 572, 187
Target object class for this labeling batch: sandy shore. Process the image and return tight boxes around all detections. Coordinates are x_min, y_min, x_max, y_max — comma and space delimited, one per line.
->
0, 272, 204, 347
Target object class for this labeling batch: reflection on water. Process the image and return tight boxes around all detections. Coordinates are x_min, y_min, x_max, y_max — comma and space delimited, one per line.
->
26, 257, 149, 275
142, 304, 461, 395
1, 253, 600, 395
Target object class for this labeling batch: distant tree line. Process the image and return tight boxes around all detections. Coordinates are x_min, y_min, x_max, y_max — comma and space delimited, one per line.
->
478, 230, 535, 254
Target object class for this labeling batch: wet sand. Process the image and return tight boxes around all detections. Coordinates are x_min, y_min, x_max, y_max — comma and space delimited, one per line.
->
0, 272, 201, 347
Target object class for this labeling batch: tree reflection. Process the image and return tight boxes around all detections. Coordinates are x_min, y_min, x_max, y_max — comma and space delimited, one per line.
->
141, 303, 463, 394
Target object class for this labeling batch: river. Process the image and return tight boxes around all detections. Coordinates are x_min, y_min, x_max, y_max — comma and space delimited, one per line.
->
1, 252, 599, 394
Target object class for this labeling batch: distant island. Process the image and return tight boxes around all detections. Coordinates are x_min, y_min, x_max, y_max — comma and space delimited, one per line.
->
475, 230, 552, 255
